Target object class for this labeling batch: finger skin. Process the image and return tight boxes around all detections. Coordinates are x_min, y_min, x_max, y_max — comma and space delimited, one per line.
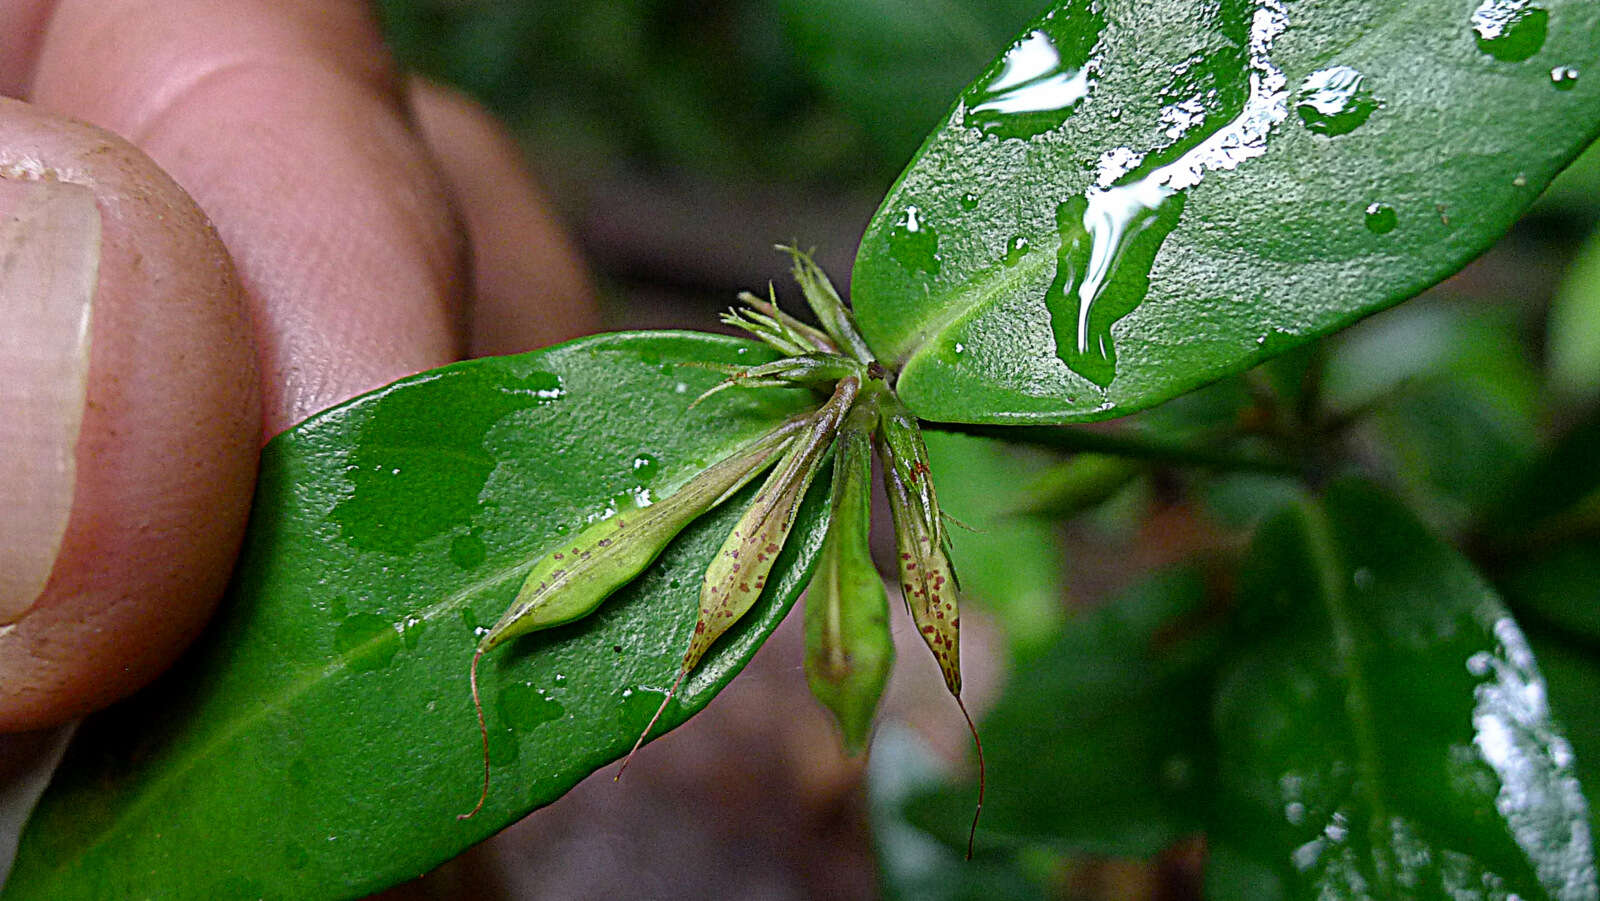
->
31, 0, 467, 435
407, 78, 600, 356
0, 99, 260, 731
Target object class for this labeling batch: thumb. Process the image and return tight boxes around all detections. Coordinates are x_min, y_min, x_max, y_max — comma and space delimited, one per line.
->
0, 98, 259, 730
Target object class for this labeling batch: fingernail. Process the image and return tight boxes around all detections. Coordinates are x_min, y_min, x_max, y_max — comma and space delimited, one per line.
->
0, 178, 100, 624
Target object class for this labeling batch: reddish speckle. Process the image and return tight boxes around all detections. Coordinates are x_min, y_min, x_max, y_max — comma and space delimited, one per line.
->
765, 543, 779, 554
740, 582, 750, 592
906, 562, 917, 571
554, 553, 565, 560
922, 626, 935, 635
696, 622, 706, 634
598, 538, 612, 547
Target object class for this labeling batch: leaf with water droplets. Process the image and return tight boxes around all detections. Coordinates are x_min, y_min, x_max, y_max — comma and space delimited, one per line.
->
3, 333, 832, 901
851, 0, 1600, 424
1210, 480, 1595, 899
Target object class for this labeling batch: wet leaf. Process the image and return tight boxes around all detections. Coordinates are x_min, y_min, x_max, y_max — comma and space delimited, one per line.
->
851, 0, 1600, 423
3, 333, 831, 901
1210, 480, 1595, 900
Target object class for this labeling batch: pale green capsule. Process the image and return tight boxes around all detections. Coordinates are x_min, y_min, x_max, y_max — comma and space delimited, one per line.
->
804, 397, 892, 753
478, 422, 802, 653
462, 416, 804, 819
683, 375, 860, 673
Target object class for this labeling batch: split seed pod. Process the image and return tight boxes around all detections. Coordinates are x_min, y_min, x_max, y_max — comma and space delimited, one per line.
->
804, 395, 892, 753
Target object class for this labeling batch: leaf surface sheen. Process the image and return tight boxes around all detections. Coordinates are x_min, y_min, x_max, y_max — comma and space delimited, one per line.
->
852, 0, 1600, 423
1211, 480, 1596, 900
3, 333, 831, 901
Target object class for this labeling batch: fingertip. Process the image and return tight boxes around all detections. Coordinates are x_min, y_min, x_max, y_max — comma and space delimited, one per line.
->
0, 98, 259, 730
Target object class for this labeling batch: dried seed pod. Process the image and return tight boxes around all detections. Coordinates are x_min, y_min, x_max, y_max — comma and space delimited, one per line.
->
804, 396, 892, 753
685, 375, 860, 672
621, 376, 860, 775
877, 393, 962, 696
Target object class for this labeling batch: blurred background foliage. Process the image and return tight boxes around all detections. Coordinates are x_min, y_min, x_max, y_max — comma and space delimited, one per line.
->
373, 2, 1600, 898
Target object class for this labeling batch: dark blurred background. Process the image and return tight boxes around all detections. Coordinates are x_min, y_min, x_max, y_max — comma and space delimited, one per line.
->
369, 2, 1600, 898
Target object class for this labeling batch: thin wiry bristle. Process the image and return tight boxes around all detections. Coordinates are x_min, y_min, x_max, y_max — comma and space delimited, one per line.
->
617, 669, 687, 781
458, 648, 489, 821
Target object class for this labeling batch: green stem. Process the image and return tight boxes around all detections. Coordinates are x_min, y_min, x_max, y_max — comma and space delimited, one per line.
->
924, 422, 1302, 475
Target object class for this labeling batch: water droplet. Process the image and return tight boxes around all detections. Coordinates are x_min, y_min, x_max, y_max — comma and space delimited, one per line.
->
1352, 567, 1375, 590
963, 22, 1104, 139
1551, 66, 1580, 90
1046, 186, 1185, 388
449, 531, 487, 569
335, 613, 401, 672
1512, 173, 1528, 187
959, 192, 979, 210
1002, 234, 1030, 267
952, 342, 966, 355
402, 615, 426, 650
888, 205, 941, 276
1042, 0, 1291, 388
554, 522, 569, 536
332, 367, 560, 554
498, 683, 566, 731
674, 381, 689, 394
1364, 202, 1398, 234
1295, 66, 1378, 136
1471, 0, 1548, 62
631, 453, 660, 482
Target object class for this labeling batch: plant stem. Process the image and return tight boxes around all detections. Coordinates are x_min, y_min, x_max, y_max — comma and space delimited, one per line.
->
923, 422, 1301, 475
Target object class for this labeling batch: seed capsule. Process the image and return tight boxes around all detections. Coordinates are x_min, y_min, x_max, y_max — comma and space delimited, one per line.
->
481, 421, 803, 652
685, 376, 860, 672
619, 376, 861, 777
877, 393, 962, 696
804, 396, 892, 753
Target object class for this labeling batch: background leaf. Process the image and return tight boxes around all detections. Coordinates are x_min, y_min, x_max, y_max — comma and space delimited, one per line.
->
2, 333, 831, 901
851, 0, 1600, 423
904, 566, 1222, 859
1209, 480, 1594, 900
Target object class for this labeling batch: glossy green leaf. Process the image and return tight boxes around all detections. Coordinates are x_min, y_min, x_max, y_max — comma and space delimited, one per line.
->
3, 333, 831, 901
851, 0, 1600, 423
1210, 480, 1595, 900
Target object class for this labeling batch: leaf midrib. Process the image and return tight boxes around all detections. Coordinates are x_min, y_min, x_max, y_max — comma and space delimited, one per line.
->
1297, 499, 1399, 894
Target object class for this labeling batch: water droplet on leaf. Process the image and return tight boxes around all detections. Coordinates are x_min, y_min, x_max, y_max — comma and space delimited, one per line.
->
1551, 66, 1580, 90
1295, 66, 1377, 136
1471, 0, 1548, 62
888, 205, 941, 276
1364, 202, 1398, 234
